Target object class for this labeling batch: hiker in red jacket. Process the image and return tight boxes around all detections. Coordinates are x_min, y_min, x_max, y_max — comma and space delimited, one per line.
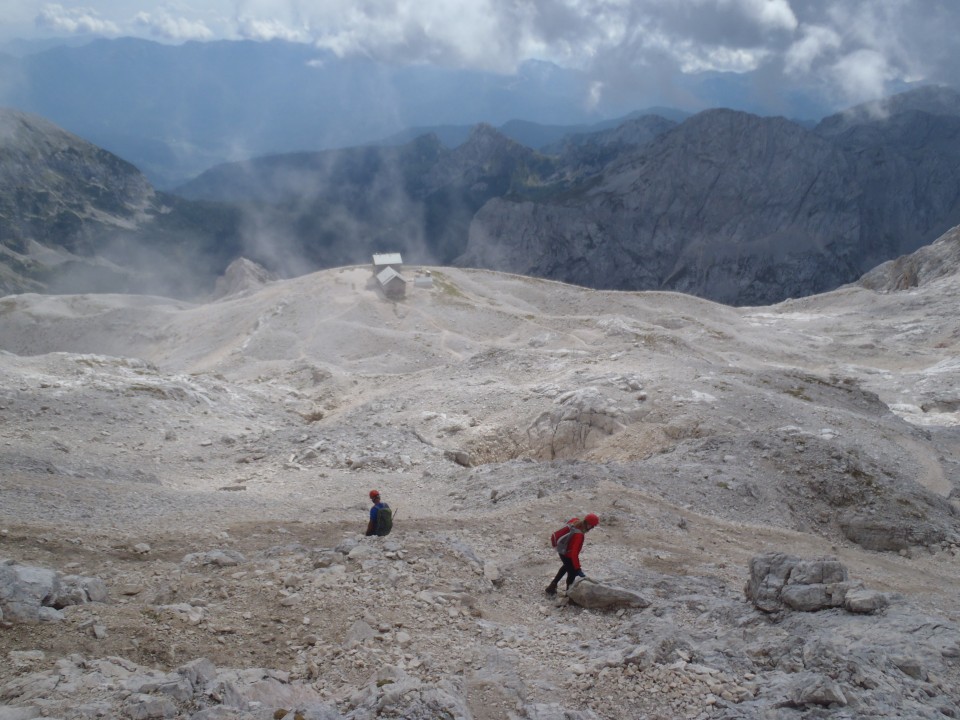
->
546, 513, 599, 595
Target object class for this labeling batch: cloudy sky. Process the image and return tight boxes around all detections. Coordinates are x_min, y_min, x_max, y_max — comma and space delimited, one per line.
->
2, 0, 956, 109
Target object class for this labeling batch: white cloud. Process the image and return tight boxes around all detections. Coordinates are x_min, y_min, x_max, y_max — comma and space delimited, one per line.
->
781, 2, 951, 106
10, 0, 960, 115
35, 3, 120, 35
726, 0, 798, 32
674, 40, 770, 74
784, 24, 841, 76
829, 48, 893, 105
238, 17, 310, 43
586, 80, 604, 110
756, 0, 797, 31
134, 11, 213, 41
310, 0, 517, 70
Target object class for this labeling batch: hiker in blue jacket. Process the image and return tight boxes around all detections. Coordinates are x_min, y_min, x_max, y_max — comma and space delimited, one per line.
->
365, 489, 388, 536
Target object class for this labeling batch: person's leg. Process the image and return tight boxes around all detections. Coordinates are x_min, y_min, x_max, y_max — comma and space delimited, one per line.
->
561, 556, 578, 589
546, 556, 568, 594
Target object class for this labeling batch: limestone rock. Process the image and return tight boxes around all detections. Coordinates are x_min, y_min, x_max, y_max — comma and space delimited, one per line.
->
566, 577, 651, 611
743, 553, 798, 613
525, 703, 601, 719
780, 582, 853, 612
0, 561, 59, 622
839, 514, 946, 552
213, 258, 276, 299
0, 707, 43, 720
344, 620, 375, 648
55, 574, 109, 606
181, 549, 246, 567
526, 387, 634, 459
746, 553, 876, 614
844, 588, 889, 614
790, 674, 848, 707
0, 559, 107, 622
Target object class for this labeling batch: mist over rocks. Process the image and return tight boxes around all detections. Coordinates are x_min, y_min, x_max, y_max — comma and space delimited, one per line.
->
175, 123, 561, 278
0, 255, 959, 718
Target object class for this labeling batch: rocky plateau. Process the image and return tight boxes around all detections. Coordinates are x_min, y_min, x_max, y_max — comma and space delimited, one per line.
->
1, 227, 959, 719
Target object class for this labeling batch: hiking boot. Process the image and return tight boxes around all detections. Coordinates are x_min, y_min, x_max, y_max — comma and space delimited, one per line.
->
545, 584, 558, 596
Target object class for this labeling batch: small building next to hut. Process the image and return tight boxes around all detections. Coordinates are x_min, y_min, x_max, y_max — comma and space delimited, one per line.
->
414, 272, 434, 289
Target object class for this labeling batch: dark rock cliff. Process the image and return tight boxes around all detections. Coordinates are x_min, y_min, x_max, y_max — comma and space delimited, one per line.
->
460, 87, 960, 305
461, 109, 864, 304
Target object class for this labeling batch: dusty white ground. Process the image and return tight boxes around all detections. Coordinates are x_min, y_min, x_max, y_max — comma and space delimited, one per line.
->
0, 261, 958, 719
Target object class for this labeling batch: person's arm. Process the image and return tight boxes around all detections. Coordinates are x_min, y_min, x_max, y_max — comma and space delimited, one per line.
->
366, 506, 378, 536
567, 532, 584, 571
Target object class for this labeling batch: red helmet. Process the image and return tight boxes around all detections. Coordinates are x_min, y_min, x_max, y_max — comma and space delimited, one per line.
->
584, 513, 600, 528
369, 490, 380, 499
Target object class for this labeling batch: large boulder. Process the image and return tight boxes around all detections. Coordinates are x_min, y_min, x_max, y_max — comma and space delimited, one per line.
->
839, 514, 946, 552
743, 553, 800, 613
566, 577, 651, 611
745, 553, 887, 614
0, 560, 59, 622
0, 559, 108, 622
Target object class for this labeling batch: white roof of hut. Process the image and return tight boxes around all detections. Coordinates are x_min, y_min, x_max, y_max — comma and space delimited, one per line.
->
376, 266, 405, 285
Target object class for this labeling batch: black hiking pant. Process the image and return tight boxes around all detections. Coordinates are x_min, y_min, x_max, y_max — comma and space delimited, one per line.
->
551, 555, 581, 589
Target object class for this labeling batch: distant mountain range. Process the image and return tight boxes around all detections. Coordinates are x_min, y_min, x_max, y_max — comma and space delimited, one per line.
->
0, 37, 839, 188
376, 108, 693, 151
4, 85, 960, 305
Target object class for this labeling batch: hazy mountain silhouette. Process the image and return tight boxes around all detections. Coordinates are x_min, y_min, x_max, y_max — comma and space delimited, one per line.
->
1, 37, 837, 187
375, 108, 690, 152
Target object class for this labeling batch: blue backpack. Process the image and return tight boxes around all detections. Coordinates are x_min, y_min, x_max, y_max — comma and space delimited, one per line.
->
375, 503, 393, 536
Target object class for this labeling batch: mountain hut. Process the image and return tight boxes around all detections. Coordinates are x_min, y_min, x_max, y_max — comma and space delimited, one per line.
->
376, 265, 407, 299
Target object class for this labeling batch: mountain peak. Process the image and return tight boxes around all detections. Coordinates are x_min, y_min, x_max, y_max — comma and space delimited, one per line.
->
0, 107, 153, 249
463, 122, 515, 146
0, 110, 241, 298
